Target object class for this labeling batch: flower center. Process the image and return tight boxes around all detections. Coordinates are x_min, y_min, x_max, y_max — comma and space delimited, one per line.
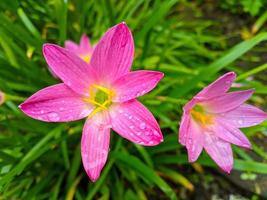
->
190, 105, 213, 126
79, 54, 91, 63
84, 85, 115, 118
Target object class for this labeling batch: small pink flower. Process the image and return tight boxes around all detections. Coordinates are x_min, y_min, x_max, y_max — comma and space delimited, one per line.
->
65, 34, 94, 63
19, 23, 164, 181
179, 72, 267, 173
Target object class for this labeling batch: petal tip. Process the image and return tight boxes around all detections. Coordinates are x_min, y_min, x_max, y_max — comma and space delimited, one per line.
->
221, 164, 233, 174
87, 172, 99, 182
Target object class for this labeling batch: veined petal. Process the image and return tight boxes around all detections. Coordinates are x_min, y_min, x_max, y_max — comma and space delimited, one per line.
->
43, 44, 96, 96
186, 119, 203, 162
65, 41, 79, 52
204, 134, 233, 173
213, 121, 251, 148
81, 112, 110, 182
90, 22, 134, 83
219, 104, 267, 128
19, 84, 93, 122
112, 70, 164, 102
178, 112, 190, 145
109, 100, 163, 146
196, 72, 236, 99
202, 89, 254, 113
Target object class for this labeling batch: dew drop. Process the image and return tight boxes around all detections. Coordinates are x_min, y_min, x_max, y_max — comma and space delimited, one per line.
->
48, 112, 60, 122
136, 132, 141, 136
40, 110, 44, 114
67, 81, 71, 86
237, 119, 243, 125
128, 115, 133, 119
129, 125, 134, 129
59, 107, 64, 111
149, 141, 154, 145
139, 122, 146, 129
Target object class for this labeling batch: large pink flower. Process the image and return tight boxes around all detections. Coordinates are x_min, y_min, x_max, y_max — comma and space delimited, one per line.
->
179, 72, 267, 173
19, 23, 164, 181
65, 34, 94, 63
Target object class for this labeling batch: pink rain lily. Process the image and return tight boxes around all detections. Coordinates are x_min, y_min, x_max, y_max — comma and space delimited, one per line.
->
65, 34, 94, 63
19, 23, 164, 181
179, 72, 267, 173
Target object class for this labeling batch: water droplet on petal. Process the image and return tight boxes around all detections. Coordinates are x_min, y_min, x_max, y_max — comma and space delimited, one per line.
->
129, 125, 134, 129
40, 110, 44, 114
139, 122, 146, 129
136, 132, 141, 136
149, 141, 154, 145
238, 119, 243, 125
128, 115, 133, 119
48, 112, 60, 122
59, 107, 64, 111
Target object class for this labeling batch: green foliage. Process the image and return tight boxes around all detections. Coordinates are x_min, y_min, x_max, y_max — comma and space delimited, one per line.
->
0, 0, 267, 199
220, 0, 266, 16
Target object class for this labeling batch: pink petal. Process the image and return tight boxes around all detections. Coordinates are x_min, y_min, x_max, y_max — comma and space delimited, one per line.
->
65, 41, 79, 52
204, 134, 233, 173
213, 120, 251, 148
109, 100, 163, 146
19, 84, 93, 122
202, 89, 254, 113
219, 104, 267, 128
43, 44, 96, 96
196, 72, 236, 99
178, 112, 190, 145
80, 34, 92, 51
186, 119, 203, 162
112, 70, 164, 102
90, 22, 134, 83
81, 112, 110, 182
0, 90, 5, 105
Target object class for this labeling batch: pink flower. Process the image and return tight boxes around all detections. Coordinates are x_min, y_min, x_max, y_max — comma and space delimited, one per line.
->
65, 34, 94, 63
19, 23, 164, 181
179, 72, 267, 173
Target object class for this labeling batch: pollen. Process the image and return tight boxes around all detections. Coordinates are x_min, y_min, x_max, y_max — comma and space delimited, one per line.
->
84, 84, 115, 118
79, 54, 91, 63
190, 105, 213, 126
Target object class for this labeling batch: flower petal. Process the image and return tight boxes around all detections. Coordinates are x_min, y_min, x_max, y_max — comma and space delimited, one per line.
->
219, 104, 267, 128
43, 44, 96, 96
109, 100, 163, 146
213, 121, 251, 148
202, 89, 254, 113
186, 119, 203, 162
80, 34, 92, 51
90, 22, 134, 83
81, 112, 110, 182
112, 70, 164, 102
19, 84, 93, 122
178, 112, 190, 145
65, 41, 79, 52
196, 72, 236, 99
204, 134, 233, 173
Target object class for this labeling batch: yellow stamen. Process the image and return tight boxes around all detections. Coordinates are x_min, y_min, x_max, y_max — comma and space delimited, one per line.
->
191, 106, 213, 127
84, 84, 115, 118
79, 54, 91, 63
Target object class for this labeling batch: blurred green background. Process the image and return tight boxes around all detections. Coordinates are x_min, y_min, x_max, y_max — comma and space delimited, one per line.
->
1, 0, 267, 199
